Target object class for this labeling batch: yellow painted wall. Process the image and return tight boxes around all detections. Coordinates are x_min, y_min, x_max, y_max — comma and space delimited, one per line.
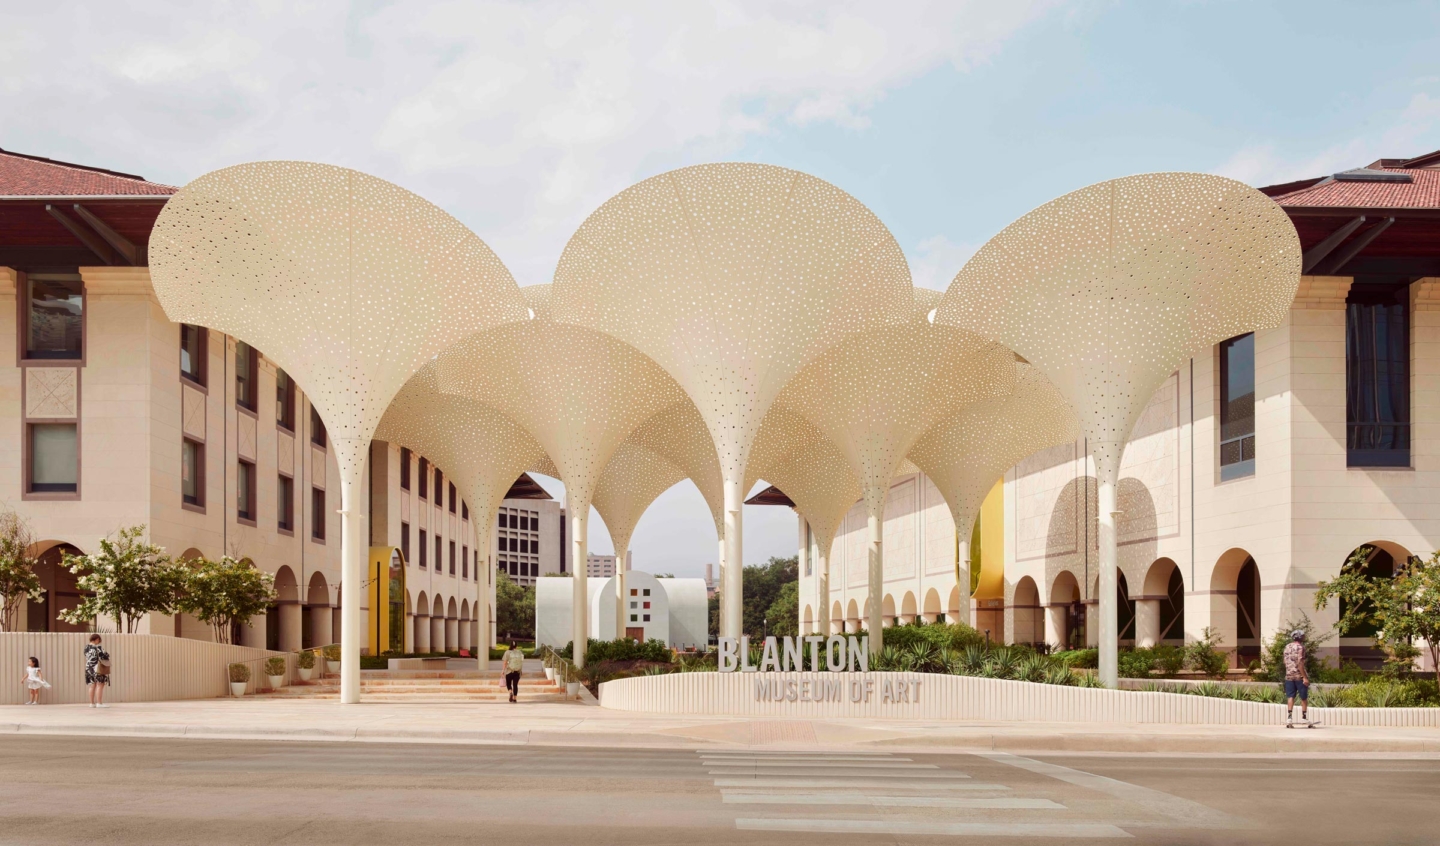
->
974, 479, 1005, 600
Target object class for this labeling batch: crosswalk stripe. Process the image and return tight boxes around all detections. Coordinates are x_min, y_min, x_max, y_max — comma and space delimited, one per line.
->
706, 767, 965, 778
734, 819, 1131, 838
722, 794, 1063, 809
714, 778, 997, 789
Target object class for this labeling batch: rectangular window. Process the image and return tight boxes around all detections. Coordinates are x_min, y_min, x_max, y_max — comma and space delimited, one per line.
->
29, 423, 78, 494
235, 341, 257, 411
400, 448, 411, 490
237, 460, 256, 522
435, 469, 443, 504
643, 614, 650, 622
630, 614, 638, 622
311, 487, 326, 540
1347, 281, 1411, 467
462, 501, 469, 521
277, 474, 294, 531
310, 405, 326, 447
1219, 333, 1256, 481
449, 540, 456, 575
419, 529, 428, 568
435, 536, 443, 576
182, 438, 204, 507
462, 545, 468, 579
275, 368, 296, 430
401, 521, 411, 564
448, 482, 457, 513
25, 274, 83, 360
180, 324, 206, 385
418, 458, 429, 499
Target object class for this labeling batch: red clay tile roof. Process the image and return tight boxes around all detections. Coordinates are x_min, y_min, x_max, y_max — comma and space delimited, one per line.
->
1268, 148, 1440, 210
0, 148, 175, 197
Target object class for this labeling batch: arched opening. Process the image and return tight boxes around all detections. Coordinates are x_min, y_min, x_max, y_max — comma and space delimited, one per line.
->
1049, 570, 1082, 650
1338, 541, 1410, 669
845, 598, 860, 634
922, 588, 942, 624
945, 585, 961, 625
25, 542, 86, 633
269, 565, 300, 651
1139, 557, 1185, 647
415, 590, 430, 654
802, 604, 813, 635
1094, 572, 1137, 646
1012, 576, 1042, 647
830, 600, 843, 634
1211, 548, 1259, 668
900, 591, 917, 625
881, 594, 896, 628
304, 572, 330, 649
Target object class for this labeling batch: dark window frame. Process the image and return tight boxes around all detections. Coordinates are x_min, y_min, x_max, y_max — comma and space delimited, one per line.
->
435, 536, 442, 577
20, 272, 86, 363
449, 540, 456, 576
419, 529, 428, 569
236, 459, 257, 525
401, 521, 411, 565
1218, 332, 1256, 481
400, 448, 411, 491
418, 457, 429, 499
277, 473, 294, 533
180, 324, 207, 387
448, 482, 457, 514
1346, 280, 1412, 468
311, 487, 326, 541
462, 545, 469, 579
182, 437, 205, 511
26, 421, 80, 497
309, 405, 327, 448
275, 368, 296, 432
235, 341, 259, 413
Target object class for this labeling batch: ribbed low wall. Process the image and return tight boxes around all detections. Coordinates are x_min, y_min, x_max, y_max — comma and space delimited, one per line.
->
598, 671, 1440, 728
1, 633, 292, 705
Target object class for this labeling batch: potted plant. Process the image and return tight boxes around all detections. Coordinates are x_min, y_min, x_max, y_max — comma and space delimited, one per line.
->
229, 662, 250, 697
264, 656, 286, 690
543, 650, 556, 681
322, 644, 341, 674
563, 664, 580, 699
296, 650, 315, 681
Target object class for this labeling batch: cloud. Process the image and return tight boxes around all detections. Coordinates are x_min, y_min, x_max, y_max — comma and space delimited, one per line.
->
1213, 88, 1440, 187
909, 235, 980, 291
1, 1, 1054, 286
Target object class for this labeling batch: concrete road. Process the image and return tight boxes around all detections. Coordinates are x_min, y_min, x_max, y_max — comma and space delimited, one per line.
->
0, 735, 1434, 844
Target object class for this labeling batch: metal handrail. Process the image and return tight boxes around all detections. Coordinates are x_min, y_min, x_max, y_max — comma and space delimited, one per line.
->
226, 643, 338, 696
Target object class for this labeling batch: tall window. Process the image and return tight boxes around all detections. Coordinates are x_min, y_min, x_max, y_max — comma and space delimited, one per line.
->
435, 469, 444, 504
311, 487, 326, 540
1219, 333, 1256, 480
449, 540, 457, 575
419, 529, 428, 568
1347, 281, 1410, 467
180, 324, 206, 384
310, 405, 327, 447
401, 521, 411, 564
237, 460, 256, 522
435, 536, 443, 576
277, 474, 294, 531
418, 458, 429, 499
462, 545, 469, 579
235, 341, 257, 411
448, 482, 457, 513
462, 501, 469, 521
275, 369, 296, 430
29, 423, 78, 494
400, 448, 412, 490
25, 274, 83, 360
182, 439, 204, 507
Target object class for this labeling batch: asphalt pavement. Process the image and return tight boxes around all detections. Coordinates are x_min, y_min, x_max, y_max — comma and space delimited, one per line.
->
0, 735, 1435, 844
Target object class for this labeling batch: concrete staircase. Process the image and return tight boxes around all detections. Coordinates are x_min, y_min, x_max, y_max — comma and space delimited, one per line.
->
256, 670, 570, 702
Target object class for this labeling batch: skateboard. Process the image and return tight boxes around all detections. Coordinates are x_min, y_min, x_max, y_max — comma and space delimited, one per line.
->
1285, 716, 1321, 729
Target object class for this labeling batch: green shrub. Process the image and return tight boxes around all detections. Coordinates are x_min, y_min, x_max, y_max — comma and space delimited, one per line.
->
228, 662, 250, 683
1151, 645, 1185, 676
1118, 648, 1155, 679
882, 621, 984, 652
263, 656, 286, 676
563, 638, 673, 664
296, 650, 315, 670
1053, 648, 1098, 669
1316, 659, 1368, 685
322, 644, 341, 661
1331, 678, 1439, 708
1185, 627, 1230, 678
1251, 613, 1330, 682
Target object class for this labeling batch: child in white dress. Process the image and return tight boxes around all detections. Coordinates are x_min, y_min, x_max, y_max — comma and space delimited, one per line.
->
24, 657, 50, 704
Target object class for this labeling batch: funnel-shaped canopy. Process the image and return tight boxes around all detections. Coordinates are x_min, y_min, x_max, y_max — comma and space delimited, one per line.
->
773, 288, 1017, 512
623, 399, 725, 533
759, 432, 860, 559
908, 364, 1080, 537
548, 162, 914, 481
148, 161, 528, 475
935, 172, 1300, 473
592, 441, 688, 558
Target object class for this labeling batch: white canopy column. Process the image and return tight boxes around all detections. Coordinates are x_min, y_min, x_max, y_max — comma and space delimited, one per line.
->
148, 161, 526, 703
936, 173, 1300, 686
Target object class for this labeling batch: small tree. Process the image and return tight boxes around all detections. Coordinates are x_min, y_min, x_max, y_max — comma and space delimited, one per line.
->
178, 556, 276, 644
58, 525, 184, 633
495, 571, 534, 640
0, 511, 42, 632
1252, 612, 1330, 682
1318, 547, 1440, 687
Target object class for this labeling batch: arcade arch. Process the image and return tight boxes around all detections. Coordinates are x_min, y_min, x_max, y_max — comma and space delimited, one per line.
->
1012, 576, 1042, 647
900, 591, 917, 625
414, 591, 431, 653
1337, 541, 1411, 668
1212, 548, 1261, 668
1137, 558, 1184, 647
25, 542, 86, 634
830, 600, 843, 634
1048, 570, 1082, 650
922, 588, 941, 624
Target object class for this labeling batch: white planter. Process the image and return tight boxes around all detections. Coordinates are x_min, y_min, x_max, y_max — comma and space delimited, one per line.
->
544, 667, 555, 681
566, 681, 581, 698
298, 667, 313, 682
266, 674, 285, 690
230, 682, 247, 697
326, 660, 340, 674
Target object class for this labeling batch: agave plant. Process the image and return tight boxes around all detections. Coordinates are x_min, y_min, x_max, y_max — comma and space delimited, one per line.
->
1014, 655, 1048, 683
1076, 671, 1106, 688
989, 646, 1021, 679
961, 644, 988, 673
1044, 665, 1076, 686
873, 645, 905, 672
906, 643, 940, 673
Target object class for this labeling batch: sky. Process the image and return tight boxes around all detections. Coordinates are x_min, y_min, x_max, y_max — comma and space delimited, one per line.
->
4, 1, 1439, 577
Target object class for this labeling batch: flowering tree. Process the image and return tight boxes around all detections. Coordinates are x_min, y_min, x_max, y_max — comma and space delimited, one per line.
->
1317, 546, 1440, 687
177, 556, 275, 644
0, 511, 42, 632
58, 525, 185, 633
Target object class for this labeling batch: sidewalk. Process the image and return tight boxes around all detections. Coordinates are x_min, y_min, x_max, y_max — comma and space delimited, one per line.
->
3, 698, 1438, 755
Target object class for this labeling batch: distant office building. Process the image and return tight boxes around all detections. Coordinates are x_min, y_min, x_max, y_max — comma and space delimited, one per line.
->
704, 563, 717, 598
585, 551, 632, 578
493, 474, 564, 587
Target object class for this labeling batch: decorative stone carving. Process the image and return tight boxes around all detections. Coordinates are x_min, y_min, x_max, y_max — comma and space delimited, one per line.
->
182, 383, 206, 441
25, 367, 78, 420
237, 412, 257, 462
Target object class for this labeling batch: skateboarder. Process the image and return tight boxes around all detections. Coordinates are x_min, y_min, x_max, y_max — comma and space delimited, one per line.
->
1283, 630, 1312, 727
